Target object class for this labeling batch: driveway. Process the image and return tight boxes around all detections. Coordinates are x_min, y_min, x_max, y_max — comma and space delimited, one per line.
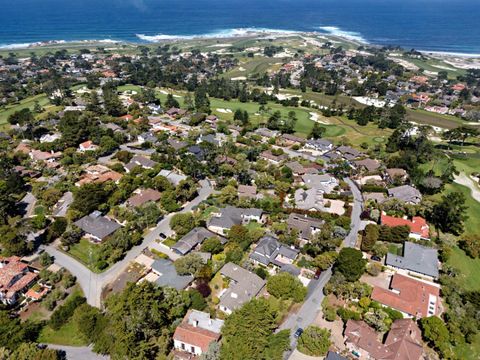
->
44, 180, 214, 308
343, 178, 363, 248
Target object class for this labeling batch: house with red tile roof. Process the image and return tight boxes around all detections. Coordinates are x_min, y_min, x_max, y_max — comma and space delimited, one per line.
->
173, 310, 224, 358
0, 256, 38, 305
371, 274, 440, 318
78, 140, 98, 152
381, 214, 430, 240
451, 83, 466, 92
344, 318, 424, 360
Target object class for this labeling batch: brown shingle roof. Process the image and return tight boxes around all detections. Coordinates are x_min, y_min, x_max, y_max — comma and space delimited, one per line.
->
127, 188, 161, 207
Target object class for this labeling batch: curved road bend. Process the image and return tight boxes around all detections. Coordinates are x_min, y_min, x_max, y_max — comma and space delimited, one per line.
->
281, 177, 363, 358
43, 180, 214, 308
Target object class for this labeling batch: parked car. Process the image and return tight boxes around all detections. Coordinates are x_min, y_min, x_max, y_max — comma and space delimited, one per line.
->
371, 255, 382, 262
159, 233, 167, 239
314, 268, 322, 279
294, 328, 304, 338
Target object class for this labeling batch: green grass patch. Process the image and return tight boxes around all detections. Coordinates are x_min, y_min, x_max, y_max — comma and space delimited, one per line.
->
67, 238, 104, 273
440, 183, 480, 236
447, 246, 480, 292
387, 243, 403, 256
454, 332, 480, 360
161, 238, 178, 248
0, 93, 50, 125
37, 319, 88, 346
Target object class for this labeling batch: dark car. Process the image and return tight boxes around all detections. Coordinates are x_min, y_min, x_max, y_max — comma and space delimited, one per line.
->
314, 268, 322, 280
294, 328, 304, 338
159, 233, 167, 240
371, 255, 382, 262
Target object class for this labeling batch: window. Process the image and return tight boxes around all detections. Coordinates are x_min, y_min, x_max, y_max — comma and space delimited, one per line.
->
191, 346, 195, 353
181, 343, 185, 350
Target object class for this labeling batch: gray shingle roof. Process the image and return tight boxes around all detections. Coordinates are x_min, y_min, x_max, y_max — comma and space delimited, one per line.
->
151, 259, 193, 290
74, 212, 121, 240
208, 206, 262, 230
172, 227, 218, 255
386, 242, 439, 278
52, 191, 73, 217
219, 263, 265, 312
388, 185, 422, 204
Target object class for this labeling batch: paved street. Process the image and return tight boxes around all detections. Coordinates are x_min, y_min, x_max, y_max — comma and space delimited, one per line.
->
44, 179, 214, 308
280, 176, 364, 358
46, 345, 109, 360
343, 177, 364, 248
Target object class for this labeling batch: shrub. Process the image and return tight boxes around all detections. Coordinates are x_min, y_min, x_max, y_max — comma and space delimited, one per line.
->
49, 294, 86, 330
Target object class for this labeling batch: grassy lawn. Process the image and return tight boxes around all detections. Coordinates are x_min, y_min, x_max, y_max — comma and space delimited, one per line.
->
223, 57, 282, 79
67, 238, 104, 273
0, 93, 50, 125
447, 246, 480, 292
454, 333, 480, 360
38, 320, 88, 346
162, 238, 178, 248
387, 243, 403, 256
441, 183, 480, 236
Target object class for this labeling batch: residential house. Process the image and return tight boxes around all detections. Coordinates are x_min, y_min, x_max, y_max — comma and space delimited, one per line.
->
39, 133, 61, 143
303, 139, 333, 154
255, 127, 279, 141
279, 134, 306, 147
29, 150, 62, 163
172, 227, 223, 256
52, 191, 73, 217
336, 145, 363, 160
218, 262, 266, 314
127, 188, 161, 208
381, 214, 430, 240
259, 150, 288, 165
188, 145, 205, 161
344, 318, 424, 360
138, 132, 158, 145
285, 161, 307, 176
238, 184, 257, 200
78, 140, 98, 152
74, 211, 121, 242
354, 158, 381, 173
385, 168, 408, 184
173, 310, 224, 358
0, 256, 38, 305
302, 174, 339, 194
385, 241, 438, 279
249, 236, 299, 275
371, 274, 440, 318
168, 138, 188, 151
75, 164, 122, 186
125, 155, 158, 172
144, 258, 193, 290
387, 185, 422, 204
293, 187, 324, 211
286, 213, 324, 242
207, 206, 263, 236
19, 193, 37, 218
158, 169, 188, 186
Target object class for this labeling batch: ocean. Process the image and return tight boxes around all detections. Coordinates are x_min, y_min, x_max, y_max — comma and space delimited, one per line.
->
1, 0, 480, 54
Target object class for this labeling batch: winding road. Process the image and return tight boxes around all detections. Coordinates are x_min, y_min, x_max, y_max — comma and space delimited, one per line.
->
43, 179, 214, 308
